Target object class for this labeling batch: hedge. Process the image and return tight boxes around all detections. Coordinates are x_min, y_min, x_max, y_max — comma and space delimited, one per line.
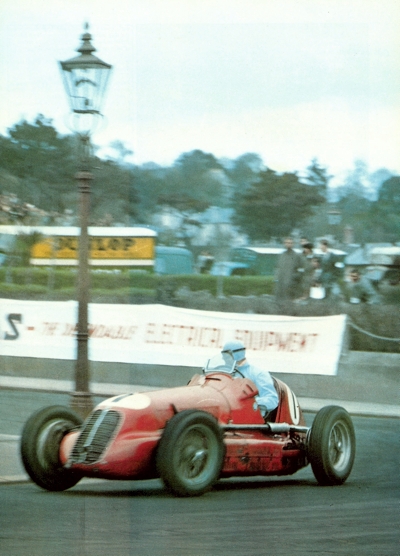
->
1, 268, 399, 353
0, 268, 274, 296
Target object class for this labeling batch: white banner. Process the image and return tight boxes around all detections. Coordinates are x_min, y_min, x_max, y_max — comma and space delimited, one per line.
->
0, 300, 347, 375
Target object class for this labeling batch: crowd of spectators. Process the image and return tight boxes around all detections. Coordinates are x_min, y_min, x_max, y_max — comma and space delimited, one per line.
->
275, 236, 380, 304
0, 190, 390, 304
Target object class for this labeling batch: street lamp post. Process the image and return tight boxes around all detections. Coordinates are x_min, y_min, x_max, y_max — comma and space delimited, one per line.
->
327, 205, 342, 244
59, 24, 112, 417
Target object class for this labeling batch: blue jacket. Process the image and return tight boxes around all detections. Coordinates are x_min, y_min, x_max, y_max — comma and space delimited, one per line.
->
236, 362, 279, 415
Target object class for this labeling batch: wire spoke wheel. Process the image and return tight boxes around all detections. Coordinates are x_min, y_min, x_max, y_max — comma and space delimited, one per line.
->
175, 425, 214, 482
328, 421, 351, 472
157, 410, 225, 496
308, 405, 356, 486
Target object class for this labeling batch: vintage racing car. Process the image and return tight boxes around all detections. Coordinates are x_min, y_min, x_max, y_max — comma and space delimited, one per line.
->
20, 353, 356, 496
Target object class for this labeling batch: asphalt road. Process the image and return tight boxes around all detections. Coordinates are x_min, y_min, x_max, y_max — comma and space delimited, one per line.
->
0, 390, 106, 436
0, 390, 398, 556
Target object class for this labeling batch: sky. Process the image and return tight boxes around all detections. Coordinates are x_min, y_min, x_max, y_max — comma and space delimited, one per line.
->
1, 0, 399, 185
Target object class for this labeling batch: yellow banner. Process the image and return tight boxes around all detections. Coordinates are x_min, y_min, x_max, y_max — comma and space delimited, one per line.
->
31, 236, 154, 260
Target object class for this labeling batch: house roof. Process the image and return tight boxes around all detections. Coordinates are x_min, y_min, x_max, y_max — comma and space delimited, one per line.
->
344, 243, 400, 266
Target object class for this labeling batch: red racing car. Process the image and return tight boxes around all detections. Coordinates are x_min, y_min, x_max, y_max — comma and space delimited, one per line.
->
20, 353, 356, 496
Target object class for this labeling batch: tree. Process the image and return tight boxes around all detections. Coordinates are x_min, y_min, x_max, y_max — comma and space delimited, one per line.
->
223, 153, 264, 201
0, 115, 76, 214
5, 114, 75, 179
303, 158, 331, 198
132, 163, 169, 217
369, 176, 400, 241
336, 160, 370, 201
335, 160, 374, 242
369, 168, 393, 201
158, 150, 226, 212
106, 140, 133, 164
235, 169, 325, 241
377, 176, 400, 207
91, 159, 139, 225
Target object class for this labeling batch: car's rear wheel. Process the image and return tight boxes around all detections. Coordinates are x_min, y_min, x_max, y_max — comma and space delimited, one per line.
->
20, 405, 83, 491
156, 409, 225, 497
308, 405, 355, 485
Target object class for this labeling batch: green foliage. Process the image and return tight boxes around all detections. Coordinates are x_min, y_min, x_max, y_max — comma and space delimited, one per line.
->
0, 283, 48, 295
0, 115, 139, 226
132, 163, 169, 215
333, 160, 398, 243
378, 176, 400, 206
216, 276, 275, 296
13, 232, 44, 266
0, 115, 76, 214
91, 159, 138, 225
0, 267, 77, 288
303, 158, 331, 197
224, 153, 264, 191
235, 169, 325, 240
336, 163, 373, 235
0, 113, 398, 244
131, 150, 227, 217
0, 267, 274, 297
368, 176, 400, 241
160, 150, 226, 212
155, 274, 274, 296
91, 287, 156, 304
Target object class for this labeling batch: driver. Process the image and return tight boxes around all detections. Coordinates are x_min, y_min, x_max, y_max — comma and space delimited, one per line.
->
221, 340, 279, 421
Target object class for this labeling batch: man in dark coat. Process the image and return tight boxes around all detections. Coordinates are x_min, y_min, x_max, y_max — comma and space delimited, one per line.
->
319, 239, 342, 297
275, 237, 304, 300
300, 241, 314, 299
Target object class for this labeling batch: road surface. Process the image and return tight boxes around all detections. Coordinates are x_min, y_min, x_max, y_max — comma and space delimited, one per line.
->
0, 393, 398, 556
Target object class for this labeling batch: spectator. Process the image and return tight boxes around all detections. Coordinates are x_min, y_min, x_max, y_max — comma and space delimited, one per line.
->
345, 268, 380, 304
300, 242, 314, 299
275, 237, 304, 300
318, 239, 342, 297
197, 250, 214, 274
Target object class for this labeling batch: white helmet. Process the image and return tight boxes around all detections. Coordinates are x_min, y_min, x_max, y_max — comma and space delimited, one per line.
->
221, 340, 246, 362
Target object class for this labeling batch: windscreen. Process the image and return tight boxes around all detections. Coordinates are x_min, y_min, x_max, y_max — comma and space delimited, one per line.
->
204, 353, 236, 374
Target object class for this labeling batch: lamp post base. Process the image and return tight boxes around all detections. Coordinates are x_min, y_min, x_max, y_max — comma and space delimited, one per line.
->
70, 391, 94, 419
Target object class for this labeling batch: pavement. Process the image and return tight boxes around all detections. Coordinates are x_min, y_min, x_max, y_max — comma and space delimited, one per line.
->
1, 375, 399, 485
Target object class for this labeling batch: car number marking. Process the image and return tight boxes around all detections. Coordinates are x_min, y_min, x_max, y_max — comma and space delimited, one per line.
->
287, 387, 300, 425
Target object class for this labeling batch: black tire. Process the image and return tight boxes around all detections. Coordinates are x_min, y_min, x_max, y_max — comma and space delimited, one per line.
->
156, 409, 225, 497
308, 405, 356, 486
20, 405, 83, 491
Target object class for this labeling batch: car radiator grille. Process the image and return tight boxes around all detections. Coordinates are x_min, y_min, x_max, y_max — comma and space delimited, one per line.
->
69, 409, 121, 464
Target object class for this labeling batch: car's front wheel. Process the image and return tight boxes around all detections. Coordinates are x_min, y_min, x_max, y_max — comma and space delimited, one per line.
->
307, 405, 356, 486
20, 405, 83, 491
156, 409, 225, 497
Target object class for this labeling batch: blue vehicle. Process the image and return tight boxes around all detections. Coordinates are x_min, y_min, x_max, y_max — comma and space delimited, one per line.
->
155, 246, 194, 275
